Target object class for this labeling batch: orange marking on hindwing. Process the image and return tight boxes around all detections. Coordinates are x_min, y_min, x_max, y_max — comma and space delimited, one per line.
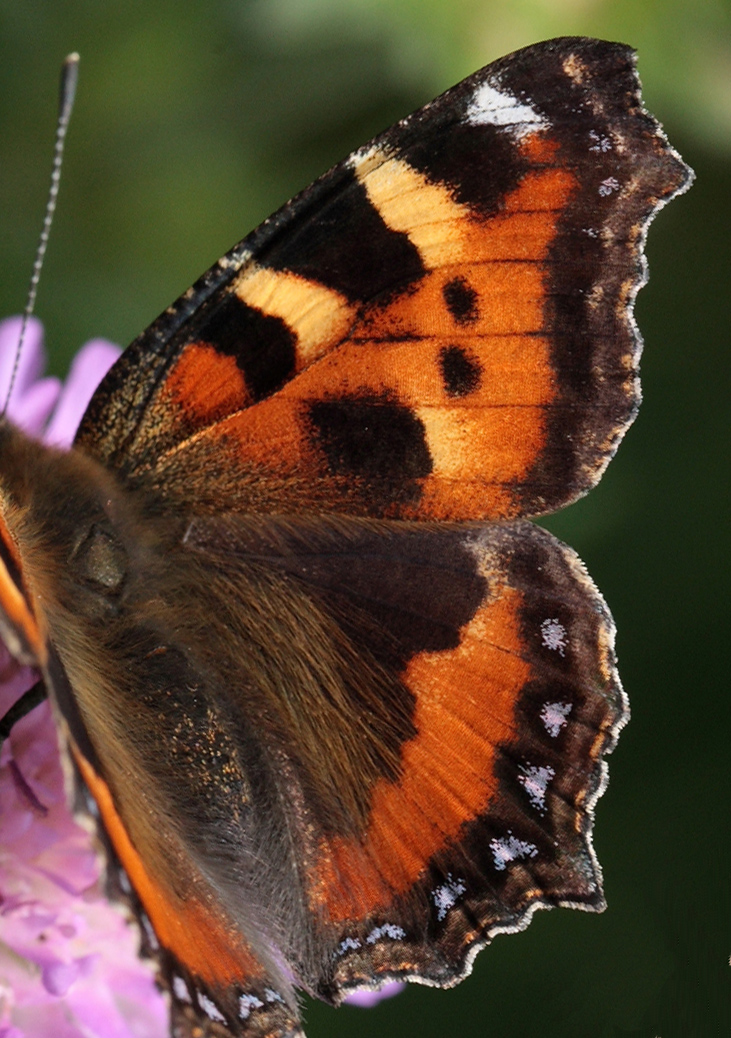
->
310, 583, 531, 921
73, 751, 262, 987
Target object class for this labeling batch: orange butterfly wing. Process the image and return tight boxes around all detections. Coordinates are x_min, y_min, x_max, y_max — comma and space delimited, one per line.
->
0, 37, 690, 1038
76, 39, 688, 524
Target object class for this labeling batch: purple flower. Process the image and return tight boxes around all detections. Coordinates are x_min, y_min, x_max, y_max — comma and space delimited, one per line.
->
0, 316, 120, 448
344, 981, 405, 1008
0, 316, 402, 1036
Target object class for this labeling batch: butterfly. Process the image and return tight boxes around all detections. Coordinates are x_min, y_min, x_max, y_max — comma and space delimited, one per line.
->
0, 36, 692, 1038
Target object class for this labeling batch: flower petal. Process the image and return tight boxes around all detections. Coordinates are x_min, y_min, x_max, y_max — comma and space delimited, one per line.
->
0, 317, 61, 434
10, 378, 62, 438
345, 982, 406, 1007
0, 316, 45, 396
44, 339, 121, 448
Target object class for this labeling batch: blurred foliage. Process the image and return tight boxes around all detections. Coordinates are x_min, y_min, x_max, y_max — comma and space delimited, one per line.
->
0, 2, 728, 1037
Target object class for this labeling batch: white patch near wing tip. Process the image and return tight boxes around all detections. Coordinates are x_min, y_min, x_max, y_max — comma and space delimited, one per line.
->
466, 81, 547, 134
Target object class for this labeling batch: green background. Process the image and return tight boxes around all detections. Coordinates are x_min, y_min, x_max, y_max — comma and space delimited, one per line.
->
0, 2, 727, 1036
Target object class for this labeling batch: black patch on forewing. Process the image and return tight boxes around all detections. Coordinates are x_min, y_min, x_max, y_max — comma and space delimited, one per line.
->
264, 166, 425, 304
439, 344, 482, 397
492, 38, 636, 132
200, 295, 297, 402
443, 276, 479, 324
393, 117, 530, 218
307, 395, 432, 508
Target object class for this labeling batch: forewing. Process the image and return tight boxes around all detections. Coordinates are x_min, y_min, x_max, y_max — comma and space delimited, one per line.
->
75, 38, 691, 522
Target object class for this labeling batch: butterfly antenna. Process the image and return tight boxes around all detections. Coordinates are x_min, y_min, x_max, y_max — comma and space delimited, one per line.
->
3, 52, 80, 416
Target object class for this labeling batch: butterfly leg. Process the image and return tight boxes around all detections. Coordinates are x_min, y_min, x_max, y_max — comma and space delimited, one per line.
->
0, 679, 47, 751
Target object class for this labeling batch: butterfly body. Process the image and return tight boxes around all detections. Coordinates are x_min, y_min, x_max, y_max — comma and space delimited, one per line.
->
0, 420, 314, 1027
0, 38, 691, 1038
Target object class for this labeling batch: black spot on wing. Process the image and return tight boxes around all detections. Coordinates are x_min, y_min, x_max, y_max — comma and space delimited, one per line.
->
306, 395, 432, 507
439, 345, 482, 397
201, 295, 296, 402
265, 166, 425, 303
443, 276, 479, 324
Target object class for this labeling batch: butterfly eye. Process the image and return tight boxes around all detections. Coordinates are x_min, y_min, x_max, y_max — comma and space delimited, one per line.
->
71, 523, 127, 595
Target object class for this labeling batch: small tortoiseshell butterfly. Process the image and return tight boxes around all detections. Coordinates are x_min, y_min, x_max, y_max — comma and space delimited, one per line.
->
0, 37, 692, 1038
